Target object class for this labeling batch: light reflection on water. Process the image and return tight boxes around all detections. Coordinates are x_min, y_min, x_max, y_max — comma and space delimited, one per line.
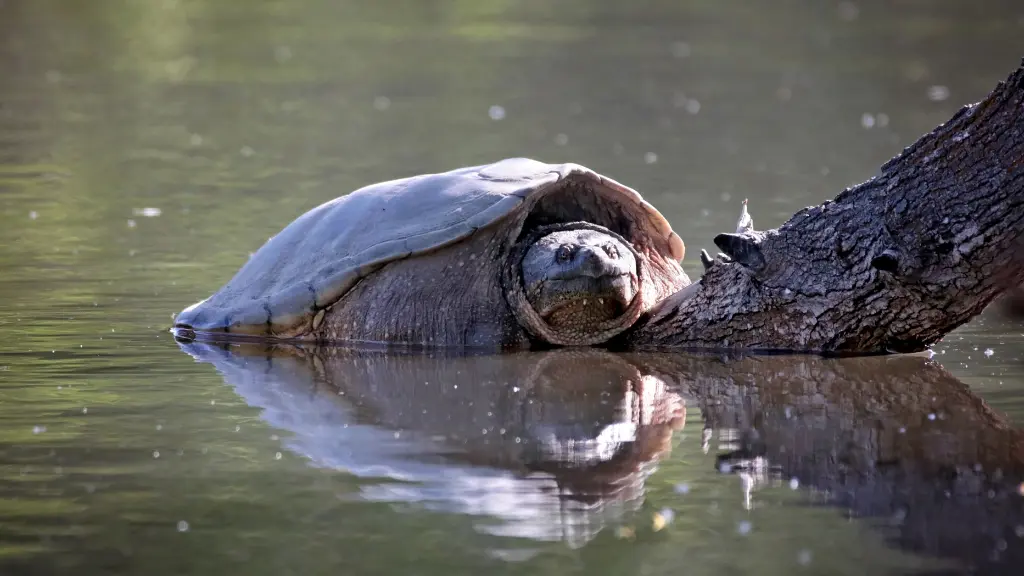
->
2, 0, 1024, 574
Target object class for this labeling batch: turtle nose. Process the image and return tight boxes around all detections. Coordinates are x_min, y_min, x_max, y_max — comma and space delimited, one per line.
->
572, 245, 623, 278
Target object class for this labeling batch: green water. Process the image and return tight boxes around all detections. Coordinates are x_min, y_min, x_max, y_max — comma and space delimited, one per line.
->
2, 0, 1024, 574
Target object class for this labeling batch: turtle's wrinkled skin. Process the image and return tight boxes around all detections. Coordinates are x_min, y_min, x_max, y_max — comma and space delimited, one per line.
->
173, 158, 690, 349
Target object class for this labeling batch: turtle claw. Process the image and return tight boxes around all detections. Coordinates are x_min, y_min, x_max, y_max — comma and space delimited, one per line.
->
714, 233, 765, 272
700, 249, 715, 270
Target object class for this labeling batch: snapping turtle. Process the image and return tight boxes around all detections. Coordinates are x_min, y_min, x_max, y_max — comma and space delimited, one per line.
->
174, 158, 690, 348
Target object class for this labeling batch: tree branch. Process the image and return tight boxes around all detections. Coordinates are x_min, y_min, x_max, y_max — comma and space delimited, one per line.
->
627, 59, 1024, 353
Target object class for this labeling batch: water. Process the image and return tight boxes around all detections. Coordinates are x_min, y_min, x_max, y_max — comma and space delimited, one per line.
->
2, 0, 1024, 573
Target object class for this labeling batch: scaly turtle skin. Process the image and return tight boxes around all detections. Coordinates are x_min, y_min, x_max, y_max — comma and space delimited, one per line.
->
173, 158, 689, 348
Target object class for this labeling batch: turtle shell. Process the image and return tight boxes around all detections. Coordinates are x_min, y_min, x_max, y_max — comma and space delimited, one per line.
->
174, 157, 684, 338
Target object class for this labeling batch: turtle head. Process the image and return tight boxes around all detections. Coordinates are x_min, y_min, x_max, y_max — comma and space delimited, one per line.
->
513, 224, 642, 345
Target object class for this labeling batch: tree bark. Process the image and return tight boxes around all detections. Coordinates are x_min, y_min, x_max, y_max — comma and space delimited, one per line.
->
626, 60, 1024, 354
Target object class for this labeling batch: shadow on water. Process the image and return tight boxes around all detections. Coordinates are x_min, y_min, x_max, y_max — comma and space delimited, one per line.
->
180, 342, 1024, 573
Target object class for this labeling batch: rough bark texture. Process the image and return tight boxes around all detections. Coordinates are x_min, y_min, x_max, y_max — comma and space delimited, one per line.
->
626, 61, 1024, 353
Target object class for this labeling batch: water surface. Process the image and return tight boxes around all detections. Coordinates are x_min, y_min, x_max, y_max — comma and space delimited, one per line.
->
2, 0, 1024, 574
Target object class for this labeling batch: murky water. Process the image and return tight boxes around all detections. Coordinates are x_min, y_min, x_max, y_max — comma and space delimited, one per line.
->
2, 0, 1024, 574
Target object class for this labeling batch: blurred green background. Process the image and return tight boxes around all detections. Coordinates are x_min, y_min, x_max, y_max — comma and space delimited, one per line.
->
1, 0, 1023, 574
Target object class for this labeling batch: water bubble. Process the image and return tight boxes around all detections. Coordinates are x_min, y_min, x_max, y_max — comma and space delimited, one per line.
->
32, 425, 46, 434
240, 146, 254, 157
82, 407, 88, 414
554, 133, 569, 146
644, 152, 658, 164
177, 520, 189, 532
684, 99, 701, 114
927, 85, 950, 102
928, 413, 936, 421
789, 477, 800, 490
860, 113, 875, 129
127, 219, 137, 228
488, 105, 506, 120
45, 70, 62, 83
153, 451, 160, 459
670, 41, 691, 58
674, 483, 691, 494
275, 452, 282, 460
373, 96, 391, 110
29, 211, 38, 220
838, 1, 859, 21
155, 424, 162, 431
876, 113, 890, 127
189, 134, 203, 146
737, 520, 752, 535
133, 207, 162, 218
797, 550, 813, 565
274, 45, 292, 63
984, 348, 994, 357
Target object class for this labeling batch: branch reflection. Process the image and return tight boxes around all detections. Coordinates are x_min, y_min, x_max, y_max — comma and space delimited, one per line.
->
631, 352, 1024, 573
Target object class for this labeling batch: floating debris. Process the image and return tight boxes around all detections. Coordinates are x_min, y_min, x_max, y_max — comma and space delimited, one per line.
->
488, 105, 506, 120
652, 508, 675, 531
133, 207, 162, 217
615, 525, 636, 540
927, 85, 950, 102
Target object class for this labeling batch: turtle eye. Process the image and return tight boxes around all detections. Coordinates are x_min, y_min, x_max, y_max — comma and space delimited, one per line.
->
555, 245, 573, 263
602, 243, 620, 258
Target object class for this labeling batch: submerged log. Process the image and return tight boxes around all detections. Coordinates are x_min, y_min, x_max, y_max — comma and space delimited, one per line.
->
626, 60, 1024, 353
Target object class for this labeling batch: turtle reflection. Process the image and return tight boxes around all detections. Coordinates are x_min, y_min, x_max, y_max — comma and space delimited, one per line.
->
177, 343, 685, 548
